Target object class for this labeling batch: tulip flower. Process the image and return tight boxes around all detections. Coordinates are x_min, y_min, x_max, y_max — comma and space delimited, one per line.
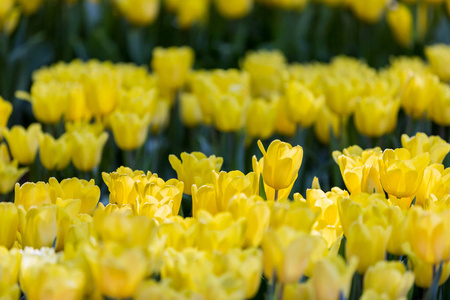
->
3, 123, 42, 165
311, 255, 358, 300
18, 205, 58, 249
261, 226, 315, 283
425, 44, 450, 82
257, 139, 303, 195
362, 261, 414, 300
245, 98, 278, 139
212, 94, 246, 132
313, 105, 340, 144
14, 182, 53, 211
82, 68, 119, 116
0, 203, 19, 249
349, 0, 388, 23
378, 148, 429, 198
214, 0, 253, 19
115, 0, 160, 26
109, 111, 151, 151
191, 184, 218, 216
0, 96, 12, 127
430, 82, 450, 127
346, 220, 391, 274
179, 93, 203, 127
400, 74, 439, 120
38, 133, 72, 171
387, 3, 412, 47
401, 132, 450, 165
0, 159, 28, 195
69, 130, 109, 172
169, 152, 223, 194
176, 0, 210, 29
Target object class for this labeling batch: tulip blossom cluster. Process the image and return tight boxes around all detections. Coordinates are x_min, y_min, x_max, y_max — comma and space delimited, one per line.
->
0, 135, 448, 299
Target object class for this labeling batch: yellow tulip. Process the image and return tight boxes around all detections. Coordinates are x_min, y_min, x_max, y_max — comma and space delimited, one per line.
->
406, 249, 450, 288
430, 82, 450, 127
258, 139, 303, 192
18, 205, 57, 249
378, 148, 429, 198
214, 0, 253, 19
135, 280, 196, 300
311, 255, 358, 300
0, 96, 12, 127
283, 281, 315, 300
179, 93, 203, 127
212, 170, 259, 211
191, 184, 218, 216
0, 160, 27, 195
169, 151, 223, 195
150, 100, 171, 133
246, 97, 278, 139
84, 242, 148, 299
151, 47, 194, 92
38, 133, 72, 171
333, 146, 383, 195
137, 178, 184, 216
270, 198, 317, 232
346, 220, 391, 274
17, 0, 44, 15
48, 177, 100, 215
0, 247, 21, 288
69, 130, 109, 172
349, 0, 388, 23
384, 205, 409, 255
242, 50, 288, 98
261, 226, 315, 283
196, 210, 247, 252
387, 3, 412, 47
115, 0, 160, 26
415, 164, 450, 207
0, 0, 14, 20
19, 247, 57, 296
212, 94, 246, 132
275, 97, 297, 137
401, 132, 450, 165
82, 68, 119, 116
109, 111, 151, 151
3, 123, 42, 165
176, 0, 209, 29
313, 105, 340, 144
363, 261, 414, 300
284, 81, 324, 128
425, 44, 450, 82
22, 263, 85, 300
0, 283, 20, 300
354, 96, 400, 138
0, 204, 18, 249
65, 83, 91, 122
407, 207, 450, 265
400, 74, 440, 120
323, 78, 359, 117
14, 182, 53, 211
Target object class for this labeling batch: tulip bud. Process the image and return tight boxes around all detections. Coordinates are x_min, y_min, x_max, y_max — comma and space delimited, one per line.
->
387, 3, 413, 47
109, 111, 151, 151
69, 131, 108, 172
179, 93, 203, 127
3, 123, 42, 165
38, 133, 72, 171
246, 98, 278, 139
401, 74, 440, 120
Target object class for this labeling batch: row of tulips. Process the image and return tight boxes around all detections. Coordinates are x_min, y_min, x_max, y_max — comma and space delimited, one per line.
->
0, 134, 450, 299
1, 45, 450, 194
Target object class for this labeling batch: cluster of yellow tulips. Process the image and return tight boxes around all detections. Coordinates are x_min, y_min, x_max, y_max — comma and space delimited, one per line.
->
0, 44, 449, 196
0, 133, 449, 299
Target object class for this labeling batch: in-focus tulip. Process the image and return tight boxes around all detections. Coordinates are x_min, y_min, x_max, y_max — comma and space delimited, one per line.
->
311, 256, 358, 300
0, 96, 12, 127
346, 220, 391, 274
39, 133, 72, 171
109, 111, 151, 151
363, 261, 414, 300
378, 148, 429, 198
400, 74, 439, 120
169, 152, 223, 194
49, 177, 100, 215
0, 203, 19, 249
425, 44, 450, 82
69, 130, 108, 172
214, 0, 253, 19
258, 139, 303, 193
14, 182, 53, 211
354, 96, 400, 138
115, 0, 160, 26
261, 226, 315, 283
387, 3, 412, 47
401, 132, 450, 164
3, 123, 42, 165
